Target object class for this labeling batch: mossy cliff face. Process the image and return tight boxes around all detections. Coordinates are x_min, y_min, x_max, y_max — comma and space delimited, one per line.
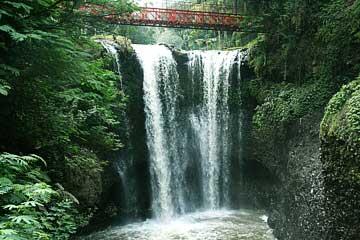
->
240, 78, 336, 239
243, 109, 327, 240
109, 38, 152, 219
242, 75, 360, 239
320, 79, 360, 239
262, 112, 325, 239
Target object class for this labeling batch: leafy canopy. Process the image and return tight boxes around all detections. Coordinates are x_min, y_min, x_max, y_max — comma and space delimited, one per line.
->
0, 153, 87, 240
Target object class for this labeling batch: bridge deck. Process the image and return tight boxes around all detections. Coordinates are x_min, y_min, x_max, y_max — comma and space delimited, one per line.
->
107, 7, 244, 31
81, 4, 252, 32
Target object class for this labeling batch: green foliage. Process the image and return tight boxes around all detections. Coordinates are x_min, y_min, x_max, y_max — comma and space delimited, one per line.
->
0, 0, 137, 96
0, 0, 66, 99
175, 29, 255, 50
116, 26, 155, 44
0, 36, 126, 183
0, 153, 88, 240
249, 0, 360, 83
0, 2, 132, 237
321, 76, 360, 145
250, 78, 334, 141
247, 0, 360, 153
71, 0, 139, 37
317, 0, 360, 77
0, 1, 130, 235
320, 76, 360, 239
0, 0, 57, 43
157, 29, 184, 47
0, 80, 11, 96
245, 2, 360, 238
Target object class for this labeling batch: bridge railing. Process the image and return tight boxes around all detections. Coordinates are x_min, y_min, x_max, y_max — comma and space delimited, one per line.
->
109, 7, 244, 31
137, 1, 238, 14
79, 2, 259, 32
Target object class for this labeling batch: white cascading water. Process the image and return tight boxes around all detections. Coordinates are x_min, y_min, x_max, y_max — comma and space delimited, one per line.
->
133, 44, 246, 218
84, 44, 276, 240
133, 44, 179, 218
188, 50, 242, 209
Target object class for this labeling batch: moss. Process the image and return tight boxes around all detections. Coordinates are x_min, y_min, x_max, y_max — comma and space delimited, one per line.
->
92, 35, 134, 53
244, 34, 265, 50
320, 77, 360, 239
321, 78, 360, 145
249, 78, 333, 142
320, 77, 360, 185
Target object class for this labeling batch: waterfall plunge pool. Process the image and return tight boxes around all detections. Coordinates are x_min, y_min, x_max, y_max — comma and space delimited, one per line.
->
88, 44, 275, 240
80, 209, 276, 240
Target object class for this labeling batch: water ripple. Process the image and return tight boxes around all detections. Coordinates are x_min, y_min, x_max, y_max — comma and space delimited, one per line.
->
81, 209, 276, 240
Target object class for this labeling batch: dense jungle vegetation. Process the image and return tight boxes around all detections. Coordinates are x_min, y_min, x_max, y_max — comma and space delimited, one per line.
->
0, 0, 133, 238
0, 0, 359, 239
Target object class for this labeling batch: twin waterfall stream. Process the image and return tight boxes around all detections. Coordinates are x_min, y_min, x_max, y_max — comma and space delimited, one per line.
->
84, 42, 275, 240
134, 44, 240, 218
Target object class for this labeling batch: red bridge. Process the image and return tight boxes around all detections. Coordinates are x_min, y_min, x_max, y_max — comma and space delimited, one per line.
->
80, 2, 251, 32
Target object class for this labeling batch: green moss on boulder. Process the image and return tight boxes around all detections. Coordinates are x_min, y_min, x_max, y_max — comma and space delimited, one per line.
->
93, 35, 133, 54
321, 78, 360, 145
252, 79, 332, 139
320, 77, 360, 239
246, 78, 334, 178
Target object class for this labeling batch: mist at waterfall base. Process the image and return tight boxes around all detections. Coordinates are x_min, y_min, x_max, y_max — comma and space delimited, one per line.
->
82, 210, 274, 240
84, 43, 275, 239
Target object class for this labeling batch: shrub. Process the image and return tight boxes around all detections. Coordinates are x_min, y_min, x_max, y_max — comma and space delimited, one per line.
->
0, 153, 87, 240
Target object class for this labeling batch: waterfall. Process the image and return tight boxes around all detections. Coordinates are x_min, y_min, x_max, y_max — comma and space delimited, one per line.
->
188, 50, 241, 209
133, 44, 180, 218
84, 43, 277, 240
133, 44, 246, 219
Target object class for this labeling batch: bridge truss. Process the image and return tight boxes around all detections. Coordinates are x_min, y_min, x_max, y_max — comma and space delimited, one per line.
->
81, 2, 254, 32
108, 7, 243, 31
